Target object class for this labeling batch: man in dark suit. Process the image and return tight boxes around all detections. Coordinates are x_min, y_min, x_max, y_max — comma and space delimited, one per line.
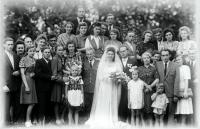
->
118, 45, 137, 122
155, 49, 178, 125
3, 37, 21, 125
81, 48, 99, 121
71, 7, 91, 34
35, 46, 56, 125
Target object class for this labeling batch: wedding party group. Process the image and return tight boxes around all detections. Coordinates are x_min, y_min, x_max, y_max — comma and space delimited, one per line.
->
2, 5, 198, 128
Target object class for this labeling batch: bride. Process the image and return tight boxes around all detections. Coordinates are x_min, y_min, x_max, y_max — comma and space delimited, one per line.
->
85, 45, 126, 127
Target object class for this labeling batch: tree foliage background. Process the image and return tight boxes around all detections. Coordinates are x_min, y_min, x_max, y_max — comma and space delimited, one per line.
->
3, 0, 195, 41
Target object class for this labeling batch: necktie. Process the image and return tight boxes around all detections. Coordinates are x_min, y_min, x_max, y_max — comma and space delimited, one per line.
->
164, 62, 167, 76
89, 60, 92, 68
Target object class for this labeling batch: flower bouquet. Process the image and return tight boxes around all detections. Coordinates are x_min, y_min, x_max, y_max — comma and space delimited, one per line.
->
109, 72, 130, 83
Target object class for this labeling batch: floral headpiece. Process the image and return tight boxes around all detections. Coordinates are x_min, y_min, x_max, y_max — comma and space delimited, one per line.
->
129, 66, 138, 73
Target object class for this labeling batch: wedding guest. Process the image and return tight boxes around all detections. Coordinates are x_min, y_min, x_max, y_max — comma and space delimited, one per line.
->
151, 50, 161, 67
174, 56, 193, 126
3, 37, 21, 125
19, 45, 38, 127
137, 30, 155, 57
51, 45, 65, 125
128, 68, 148, 126
81, 48, 99, 120
14, 40, 25, 57
160, 28, 179, 60
124, 31, 137, 56
71, 6, 91, 34
100, 22, 109, 41
138, 52, 159, 126
177, 26, 196, 56
104, 28, 122, 52
57, 22, 77, 48
118, 45, 137, 122
35, 46, 56, 125
24, 36, 33, 51
47, 34, 57, 57
85, 22, 105, 59
155, 49, 178, 125
64, 64, 84, 125
151, 83, 169, 127
152, 28, 163, 50
34, 34, 47, 60
12, 40, 26, 122
75, 22, 88, 54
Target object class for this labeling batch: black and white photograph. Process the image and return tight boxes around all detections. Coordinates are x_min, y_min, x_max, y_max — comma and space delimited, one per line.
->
0, 0, 199, 128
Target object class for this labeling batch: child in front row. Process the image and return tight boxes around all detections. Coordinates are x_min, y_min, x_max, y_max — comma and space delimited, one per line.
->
128, 68, 151, 126
64, 64, 84, 125
151, 83, 169, 126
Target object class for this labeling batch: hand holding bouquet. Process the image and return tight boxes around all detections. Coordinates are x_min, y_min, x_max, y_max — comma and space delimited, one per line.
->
109, 72, 130, 83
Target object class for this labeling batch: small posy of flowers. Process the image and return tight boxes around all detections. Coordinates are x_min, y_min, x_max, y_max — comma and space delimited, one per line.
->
129, 66, 138, 73
109, 72, 130, 83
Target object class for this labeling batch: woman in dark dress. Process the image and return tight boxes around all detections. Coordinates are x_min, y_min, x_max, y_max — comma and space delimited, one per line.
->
51, 45, 64, 125
19, 45, 37, 127
138, 52, 159, 126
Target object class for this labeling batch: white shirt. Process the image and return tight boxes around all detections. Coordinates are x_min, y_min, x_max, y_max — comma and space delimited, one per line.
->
163, 61, 169, 70
5, 50, 14, 69
122, 57, 128, 67
34, 50, 43, 60
85, 36, 100, 49
43, 57, 49, 64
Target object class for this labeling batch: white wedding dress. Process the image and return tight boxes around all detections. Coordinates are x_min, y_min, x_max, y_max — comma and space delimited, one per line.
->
85, 45, 129, 128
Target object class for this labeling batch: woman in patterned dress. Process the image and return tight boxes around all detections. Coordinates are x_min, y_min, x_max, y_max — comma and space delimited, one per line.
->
138, 52, 159, 126
19, 45, 37, 127
57, 21, 77, 49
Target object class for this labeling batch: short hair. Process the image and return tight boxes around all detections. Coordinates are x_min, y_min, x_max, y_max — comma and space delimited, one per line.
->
36, 34, 47, 42
14, 39, 25, 52
41, 46, 50, 52
174, 55, 187, 65
106, 46, 116, 53
77, 22, 88, 35
163, 28, 175, 41
90, 22, 101, 35
152, 50, 160, 56
152, 28, 162, 34
47, 34, 57, 40
156, 83, 165, 89
142, 51, 152, 58
109, 28, 120, 40
178, 26, 191, 40
119, 44, 129, 51
4, 37, 14, 44
55, 45, 63, 52
66, 40, 77, 53
160, 49, 171, 55
65, 21, 74, 29
142, 30, 153, 40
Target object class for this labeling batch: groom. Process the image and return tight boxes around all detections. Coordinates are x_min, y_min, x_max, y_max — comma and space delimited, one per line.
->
118, 45, 138, 122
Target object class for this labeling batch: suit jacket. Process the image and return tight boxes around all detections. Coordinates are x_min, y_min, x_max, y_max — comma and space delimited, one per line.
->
3, 52, 21, 91
35, 58, 52, 92
82, 58, 99, 93
122, 56, 138, 78
155, 61, 178, 98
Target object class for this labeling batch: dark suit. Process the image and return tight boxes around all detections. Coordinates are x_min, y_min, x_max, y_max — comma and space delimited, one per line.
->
3, 52, 21, 124
155, 61, 178, 121
118, 56, 137, 122
81, 58, 99, 118
35, 58, 52, 121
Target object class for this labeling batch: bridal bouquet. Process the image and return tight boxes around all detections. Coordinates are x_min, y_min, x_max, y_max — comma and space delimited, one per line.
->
109, 72, 130, 83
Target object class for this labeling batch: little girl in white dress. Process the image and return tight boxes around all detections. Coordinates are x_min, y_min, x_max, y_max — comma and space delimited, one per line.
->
151, 83, 169, 126
128, 68, 150, 126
